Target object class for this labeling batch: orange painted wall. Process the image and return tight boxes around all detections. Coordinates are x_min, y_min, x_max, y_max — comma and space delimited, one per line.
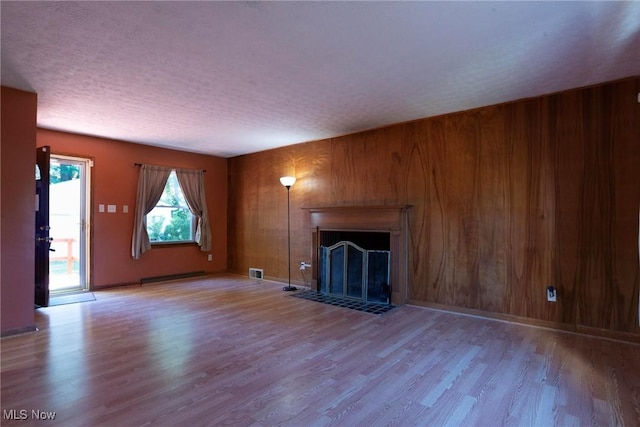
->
37, 129, 228, 288
1, 86, 38, 334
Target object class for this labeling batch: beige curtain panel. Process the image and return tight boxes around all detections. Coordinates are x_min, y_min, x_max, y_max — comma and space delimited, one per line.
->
176, 169, 211, 252
131, 165, 171, 260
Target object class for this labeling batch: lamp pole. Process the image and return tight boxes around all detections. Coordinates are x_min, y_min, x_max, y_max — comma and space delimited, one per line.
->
280, 176, 297, 291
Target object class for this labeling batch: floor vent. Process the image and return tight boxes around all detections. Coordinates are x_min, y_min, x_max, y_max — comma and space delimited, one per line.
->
249, 268, 264, 280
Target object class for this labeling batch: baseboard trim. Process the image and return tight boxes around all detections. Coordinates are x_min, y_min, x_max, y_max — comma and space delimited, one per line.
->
1, 324, 38, 338
408, 300, 640, 345
140, 270, 207, 285
93, 281, 140, 290
575, 325, 640, 344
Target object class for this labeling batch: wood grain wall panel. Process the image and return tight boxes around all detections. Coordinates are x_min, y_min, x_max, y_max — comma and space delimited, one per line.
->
611, 79, 640, 332
284, 141, 332, 278
330, 127, 405, 206
476, 107, 510, 315
227, 140, 331, 282
554, 91, 583, 326
574, 86, 614, 330
569, 80, 640, 332
330, 132, 368, 205
504, 102, 530, 318
228, 77, 640, 336
403, 121, 434, 303
504, 99, 558, 322
441, 114, 479, 310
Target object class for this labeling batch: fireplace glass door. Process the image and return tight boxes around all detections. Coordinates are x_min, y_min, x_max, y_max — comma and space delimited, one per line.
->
320, 241, 390, 304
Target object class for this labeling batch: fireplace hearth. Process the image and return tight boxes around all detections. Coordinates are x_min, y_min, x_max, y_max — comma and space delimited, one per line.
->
292, 290, 395, 315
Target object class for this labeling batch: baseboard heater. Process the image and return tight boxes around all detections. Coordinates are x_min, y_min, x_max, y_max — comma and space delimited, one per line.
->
140, 270, 206, 285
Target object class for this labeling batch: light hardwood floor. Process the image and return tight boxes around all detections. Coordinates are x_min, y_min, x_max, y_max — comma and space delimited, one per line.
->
2, 275, 639, 426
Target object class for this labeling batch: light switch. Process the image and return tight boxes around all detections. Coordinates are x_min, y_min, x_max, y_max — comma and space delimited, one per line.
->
99, 204, 105, 213
123, 205, 129, 213
107, 204, 116, 213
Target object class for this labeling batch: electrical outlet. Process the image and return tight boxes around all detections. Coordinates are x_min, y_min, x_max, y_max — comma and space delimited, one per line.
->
547, 286, 556, 302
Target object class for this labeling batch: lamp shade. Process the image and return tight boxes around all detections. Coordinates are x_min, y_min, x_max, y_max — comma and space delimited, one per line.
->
279, 176, 296, 187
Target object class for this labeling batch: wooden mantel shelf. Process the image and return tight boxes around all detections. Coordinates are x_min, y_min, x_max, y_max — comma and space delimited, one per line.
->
302, 205, 412, 305
303, 205, 413, 211
303, 205, 412, 231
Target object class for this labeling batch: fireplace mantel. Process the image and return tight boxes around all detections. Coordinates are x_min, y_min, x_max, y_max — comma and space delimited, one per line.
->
303, 205, 412, 305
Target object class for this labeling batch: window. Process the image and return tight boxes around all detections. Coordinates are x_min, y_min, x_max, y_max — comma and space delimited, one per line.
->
146, 171, 195, 243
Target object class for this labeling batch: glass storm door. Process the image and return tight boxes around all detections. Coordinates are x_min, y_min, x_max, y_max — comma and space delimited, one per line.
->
49, 155, 91, 293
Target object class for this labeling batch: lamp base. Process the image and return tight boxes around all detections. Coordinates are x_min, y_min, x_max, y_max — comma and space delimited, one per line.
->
282, 285, 298, 292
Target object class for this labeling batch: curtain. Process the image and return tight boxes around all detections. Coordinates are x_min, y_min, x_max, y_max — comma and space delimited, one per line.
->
176, 169, 211, 252
131, 165, 171, 259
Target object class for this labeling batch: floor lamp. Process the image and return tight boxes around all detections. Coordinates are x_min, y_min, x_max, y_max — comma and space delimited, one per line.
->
280, 176, 297, 291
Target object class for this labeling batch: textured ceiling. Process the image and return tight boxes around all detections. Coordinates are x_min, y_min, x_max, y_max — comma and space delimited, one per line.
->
2, 1, 639, 158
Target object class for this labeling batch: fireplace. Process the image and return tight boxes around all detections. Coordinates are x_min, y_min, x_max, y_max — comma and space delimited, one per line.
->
303, 205, 411, 306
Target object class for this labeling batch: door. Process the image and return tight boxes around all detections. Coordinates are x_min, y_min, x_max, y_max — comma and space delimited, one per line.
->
49, 155, 91, 293
35, 146, 51, 307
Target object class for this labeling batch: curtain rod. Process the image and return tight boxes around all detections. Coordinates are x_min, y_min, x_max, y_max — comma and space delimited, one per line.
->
134, 163, 206, 172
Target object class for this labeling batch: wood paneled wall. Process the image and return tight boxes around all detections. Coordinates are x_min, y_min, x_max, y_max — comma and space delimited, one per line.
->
228, 77, 640, 336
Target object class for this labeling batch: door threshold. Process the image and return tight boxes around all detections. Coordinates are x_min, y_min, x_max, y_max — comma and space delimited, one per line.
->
50, 288, 90, 296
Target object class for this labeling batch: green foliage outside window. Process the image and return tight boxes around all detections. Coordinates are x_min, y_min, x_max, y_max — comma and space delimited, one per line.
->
50, 164, 80, 184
